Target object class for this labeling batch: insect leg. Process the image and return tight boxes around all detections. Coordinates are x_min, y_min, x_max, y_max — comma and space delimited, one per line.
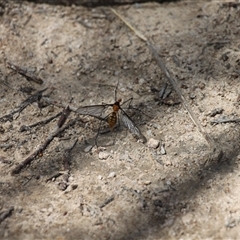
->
114, 79, 120, 101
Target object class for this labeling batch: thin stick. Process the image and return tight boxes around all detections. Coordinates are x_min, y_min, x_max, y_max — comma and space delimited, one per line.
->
11, 116, 78, 175
211, 117, 240, 125
57, 106, 71, 128
0, 207, 14, 223
0, 88, 47, 123
110, 8, 215, 149
20, 112, 62, 132
7, 62, 43, 85
99, 195, 114, 208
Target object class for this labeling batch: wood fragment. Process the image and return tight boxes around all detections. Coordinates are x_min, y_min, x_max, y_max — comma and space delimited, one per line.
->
58, 106, 71, 128
7, 62, 43, 85
211, 117, 240, 125
0, 143, 14, 149
46, 172, 63, 182
0, 88, 47, 123
0, 207, 14, 223
11, 116, 78, 175
99, 195, 114, 208
0, 156, 12, 164
208, 108, 224, 117
19, 112, 62, 132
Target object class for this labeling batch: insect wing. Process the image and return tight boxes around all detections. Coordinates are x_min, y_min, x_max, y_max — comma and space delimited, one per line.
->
120, 109, 147, 143
76, 104, 110, 120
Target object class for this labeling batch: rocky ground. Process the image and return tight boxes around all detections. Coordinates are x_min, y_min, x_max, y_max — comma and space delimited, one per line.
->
0, 0, 240, 239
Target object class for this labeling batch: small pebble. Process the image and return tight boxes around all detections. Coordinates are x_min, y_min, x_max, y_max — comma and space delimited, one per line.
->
166, 180, 172, 186
165, 159, 172, 166
0, 135, 10, 142
189, 92, 196, 99
107, 172, 116, 178
0, 126, 4, 133
84, 145, 93, 153
143, 180, 151, 185
139, 78, 145, 85
182, 213, 193, 225
71, 185, 78, 191
2, 121, 12, 131
146, 130, 153, 137
147, 138, 159, 149
48, 207, 53, 213
198, 82, 205, 90
58, 182, 68, 191
98, 151, 110, 160
160, 144, 166, 155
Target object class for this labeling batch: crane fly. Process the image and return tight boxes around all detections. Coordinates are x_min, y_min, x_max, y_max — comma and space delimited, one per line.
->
76, 98, 147, 146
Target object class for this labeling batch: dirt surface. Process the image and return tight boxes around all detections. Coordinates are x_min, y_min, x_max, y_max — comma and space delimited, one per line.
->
0, 0, 240, 239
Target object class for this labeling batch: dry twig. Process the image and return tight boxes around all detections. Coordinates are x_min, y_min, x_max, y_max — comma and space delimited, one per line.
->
211, 117, 240, 125
11, 107, 77, 175
0, 207, 14, 223
7, 62, 43, 85
99, 195, 115, 208
0, 88, 47, 123
19, 112, 62, 132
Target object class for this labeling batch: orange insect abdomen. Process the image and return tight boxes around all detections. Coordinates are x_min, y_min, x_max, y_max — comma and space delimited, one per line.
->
108, 112, 117, 129
108, 99, 121, 129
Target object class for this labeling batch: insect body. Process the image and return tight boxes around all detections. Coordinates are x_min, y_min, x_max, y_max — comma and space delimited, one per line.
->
108, 111, 117, 129
108, 99, 121, 130
76, 98, 146, 146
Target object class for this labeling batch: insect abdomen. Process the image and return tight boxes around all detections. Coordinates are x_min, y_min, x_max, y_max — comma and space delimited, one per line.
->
108, 112, 117, 129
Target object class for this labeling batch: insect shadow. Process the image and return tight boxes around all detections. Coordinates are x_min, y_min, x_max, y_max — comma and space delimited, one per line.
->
76, 89, 147, 147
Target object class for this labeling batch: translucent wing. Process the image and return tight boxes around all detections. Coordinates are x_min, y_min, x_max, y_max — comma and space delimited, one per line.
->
120, 109, 147, 143
76, 104, 110, 120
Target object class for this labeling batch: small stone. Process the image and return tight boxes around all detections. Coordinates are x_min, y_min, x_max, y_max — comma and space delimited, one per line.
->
71, 184, 78, 190
2, 121, 12, 131
165, 159, 172, 166
143, 180, 151, 185
198, 82, 205, 90
147, 138, 159, 149
98, 151, 110, 160
48, 207, 53, 213
84, 145, 93, 153
166, 180, 172, 186
139, 78, 145, 85
160, 144, 166, 155
146, 130, 153, 137
0, 135, 9, 142
58, 182, 68, 191
189, 92, 196, 99
0, 126, 4, 133
119, 152, 131, 162
107, 172, 116, 178
182, 212, 193, 225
